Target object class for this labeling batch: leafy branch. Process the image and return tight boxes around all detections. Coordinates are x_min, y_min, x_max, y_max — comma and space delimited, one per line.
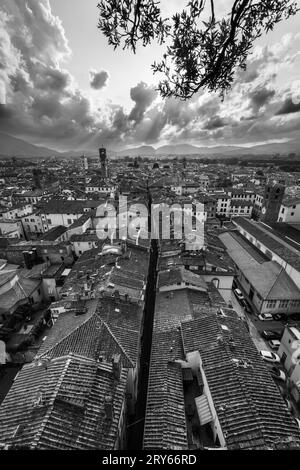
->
97, 0, 299, 99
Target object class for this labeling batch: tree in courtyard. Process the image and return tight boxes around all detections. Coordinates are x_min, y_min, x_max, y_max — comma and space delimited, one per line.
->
97, 0, 298, 99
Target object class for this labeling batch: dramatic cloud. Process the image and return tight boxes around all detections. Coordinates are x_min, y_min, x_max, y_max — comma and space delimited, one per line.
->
0, 0, 299, 151
276, 98, 300, 115
129, 82, 157, 124
89, 69, 109, 90
203, 116, 228, 130
248, 87, 276, 114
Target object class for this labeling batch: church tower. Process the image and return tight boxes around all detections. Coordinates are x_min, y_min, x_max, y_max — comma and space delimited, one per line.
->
99, 147, 107, 179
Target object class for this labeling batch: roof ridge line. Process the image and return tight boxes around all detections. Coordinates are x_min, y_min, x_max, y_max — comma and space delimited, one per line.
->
36, 311, 96, 359
102, 321, 134, 367
30, 355, 72, 449
265, 265, 285, 300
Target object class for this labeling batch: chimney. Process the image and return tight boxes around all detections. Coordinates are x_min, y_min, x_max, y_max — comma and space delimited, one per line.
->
112, 354, 121, 380
104, 395, 114, 420
121, 239, 127, 254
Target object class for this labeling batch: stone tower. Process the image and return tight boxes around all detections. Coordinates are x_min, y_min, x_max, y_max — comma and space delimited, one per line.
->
261, 182, 285, 224
99, 147, 107, 179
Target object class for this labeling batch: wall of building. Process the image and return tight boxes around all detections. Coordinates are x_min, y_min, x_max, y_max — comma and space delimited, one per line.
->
235, 223, 300, 290
202, 274, 234, 304
72, 240, 99, 257
42, 277, 61, 302
186, 350, 227, 448
22, 214, 49, 237
0, 221, 24, 239
42, 212, 83, 228
278, 203, 300, 223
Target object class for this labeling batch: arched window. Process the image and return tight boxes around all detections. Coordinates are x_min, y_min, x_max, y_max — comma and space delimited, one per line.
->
212, 278, 220, 289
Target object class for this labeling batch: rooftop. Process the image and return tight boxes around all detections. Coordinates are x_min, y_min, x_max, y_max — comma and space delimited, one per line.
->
39, 226, 67, 242
0, 354, 128, 449
38, 297, 143, 369
181, 309, 300, 449
157, 267, 208, 292
40, 199, 100, 215
233, 217, 300, 271
219, 231, 300, 300
282, 196, 300, 207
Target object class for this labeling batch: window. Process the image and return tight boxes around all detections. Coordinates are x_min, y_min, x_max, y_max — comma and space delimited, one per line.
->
291, 212, 295, 217
266, 300, 276, 309
279, 300, 289, 309
282, 352, 287, 366
47, 219, 51, 225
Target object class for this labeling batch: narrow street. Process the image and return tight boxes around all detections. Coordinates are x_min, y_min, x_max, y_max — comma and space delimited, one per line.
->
230, 292, 270, 352
127, 191, 158, 450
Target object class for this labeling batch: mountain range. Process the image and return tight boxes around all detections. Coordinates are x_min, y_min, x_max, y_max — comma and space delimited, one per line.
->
0, 132, 60, 157
0, 132, 299, 158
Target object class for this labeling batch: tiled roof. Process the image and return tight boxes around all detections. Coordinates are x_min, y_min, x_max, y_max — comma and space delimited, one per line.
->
282, 196, 300, 207
70, 233, 99, 242
68, 211, 95, 230
233, 217, 300, 271
143, 330, 187, 450
0, 278, 41, 313
181, 311, 300, 450
220, 232, 300, 300
0, 354, 128, 449
39, 225, 67, 241
41, 199, 100, 215
37, 297, 142, 369
157, 267, 207, 291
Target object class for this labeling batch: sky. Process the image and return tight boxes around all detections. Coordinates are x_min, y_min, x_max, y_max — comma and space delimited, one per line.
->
0, 0, 300, 152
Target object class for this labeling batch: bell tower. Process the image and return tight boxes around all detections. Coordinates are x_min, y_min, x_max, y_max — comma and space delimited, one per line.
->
99, 147, 107, 179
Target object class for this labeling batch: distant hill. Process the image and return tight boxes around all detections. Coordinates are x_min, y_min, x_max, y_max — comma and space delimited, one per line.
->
0, 132, 60, 157
1, 131, 299, 159
115, 140, 300, 157
116, 145, 156, 157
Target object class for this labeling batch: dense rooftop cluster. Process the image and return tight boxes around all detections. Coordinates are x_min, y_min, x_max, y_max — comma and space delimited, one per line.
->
0, 153, 300, 450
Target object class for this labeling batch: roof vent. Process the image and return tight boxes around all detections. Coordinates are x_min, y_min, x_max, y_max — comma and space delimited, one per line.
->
112, 354, 121, 380
32, 391, 43, 408
104, 395, 114, 420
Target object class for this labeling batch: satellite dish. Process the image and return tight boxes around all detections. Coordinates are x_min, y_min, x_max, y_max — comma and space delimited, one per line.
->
262, 207, 267, 215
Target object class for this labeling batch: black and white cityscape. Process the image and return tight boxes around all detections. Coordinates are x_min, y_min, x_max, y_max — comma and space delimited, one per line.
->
0, 0, 300, 455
